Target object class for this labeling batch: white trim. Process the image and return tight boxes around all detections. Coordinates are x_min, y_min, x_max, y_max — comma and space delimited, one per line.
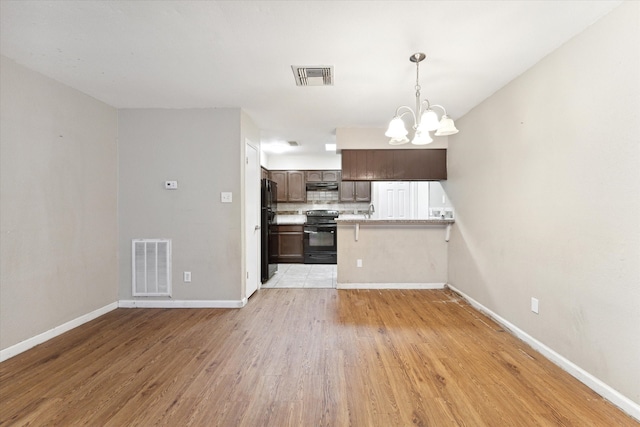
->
118, 299, 247, 308
447, 284, 640, 422
337, 282, 445, 290
1, 298, 249, 361
0, 302, 118, 362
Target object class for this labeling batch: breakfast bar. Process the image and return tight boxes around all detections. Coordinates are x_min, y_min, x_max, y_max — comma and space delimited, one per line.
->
335, 218, 454, 289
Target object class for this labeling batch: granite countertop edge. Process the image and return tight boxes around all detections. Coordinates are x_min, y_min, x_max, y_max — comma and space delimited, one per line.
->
335, 218, 455, 225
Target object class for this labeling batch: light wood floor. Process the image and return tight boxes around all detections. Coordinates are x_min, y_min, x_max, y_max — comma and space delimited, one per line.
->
0, 289, 636, 426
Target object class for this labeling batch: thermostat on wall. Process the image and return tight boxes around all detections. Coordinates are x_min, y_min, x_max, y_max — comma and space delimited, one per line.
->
221, 192, 233, 203
165, 181, 178, 189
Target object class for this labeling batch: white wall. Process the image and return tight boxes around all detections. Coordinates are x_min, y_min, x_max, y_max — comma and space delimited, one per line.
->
264, 127, 449, 171
446, 1, 639, 405
118, 108, 246, 302
264, 152, 341, 170
0, 56, 118, 350
336, 127, 448, 150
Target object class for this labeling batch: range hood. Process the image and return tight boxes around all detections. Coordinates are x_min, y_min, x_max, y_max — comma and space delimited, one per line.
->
306, 182, 339, 191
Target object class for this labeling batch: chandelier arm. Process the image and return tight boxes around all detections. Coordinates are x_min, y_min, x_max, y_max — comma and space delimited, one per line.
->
418, 99, 431, 115
394, 106, 419, 128
429, 104, 449, 116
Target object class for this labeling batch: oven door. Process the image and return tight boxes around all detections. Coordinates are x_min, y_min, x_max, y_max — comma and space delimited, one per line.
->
303, 224, 337, 263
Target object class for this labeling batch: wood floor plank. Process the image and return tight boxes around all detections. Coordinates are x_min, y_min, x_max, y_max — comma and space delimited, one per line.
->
0, 289, 637, 426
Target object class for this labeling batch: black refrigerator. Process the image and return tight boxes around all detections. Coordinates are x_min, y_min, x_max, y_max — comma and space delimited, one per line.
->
261, 179, 278, 282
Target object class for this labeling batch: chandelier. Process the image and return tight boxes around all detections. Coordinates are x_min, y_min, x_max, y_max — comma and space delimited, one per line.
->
385, 52, 459, 145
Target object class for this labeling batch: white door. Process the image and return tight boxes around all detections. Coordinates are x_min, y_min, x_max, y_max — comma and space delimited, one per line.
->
244, 141, 260, 299
374, 182, 412, 219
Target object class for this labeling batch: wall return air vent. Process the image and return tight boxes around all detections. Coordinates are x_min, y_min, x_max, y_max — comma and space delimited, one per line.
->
132, 239, 172, 297
291, 66, 333, 86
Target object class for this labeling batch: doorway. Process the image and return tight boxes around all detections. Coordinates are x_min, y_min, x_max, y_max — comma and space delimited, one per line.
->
261, 264, 336, 288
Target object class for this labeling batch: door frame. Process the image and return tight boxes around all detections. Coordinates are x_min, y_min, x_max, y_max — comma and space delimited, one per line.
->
244, 140, 260, 300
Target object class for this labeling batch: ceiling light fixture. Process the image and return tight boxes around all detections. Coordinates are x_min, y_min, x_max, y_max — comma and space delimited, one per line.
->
263, 141, 294, 154
385, 53, 459, 145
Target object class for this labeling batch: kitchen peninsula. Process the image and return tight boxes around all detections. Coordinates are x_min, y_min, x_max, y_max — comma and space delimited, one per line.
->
336, 218, 454, 288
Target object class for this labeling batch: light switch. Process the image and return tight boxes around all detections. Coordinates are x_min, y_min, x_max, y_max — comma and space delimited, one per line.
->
221, 192, 233, 203
531, 297, 539, 314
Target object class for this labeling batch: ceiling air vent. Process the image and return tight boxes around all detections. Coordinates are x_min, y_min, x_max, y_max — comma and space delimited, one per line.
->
291, 66, 333, 86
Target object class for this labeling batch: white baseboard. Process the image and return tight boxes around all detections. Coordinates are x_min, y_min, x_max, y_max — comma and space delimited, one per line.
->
1, 298, 248, 362
118, 299, 247, 308
0, 302, 118, 363
447, 284, 640, 422
337, 282, 445, 290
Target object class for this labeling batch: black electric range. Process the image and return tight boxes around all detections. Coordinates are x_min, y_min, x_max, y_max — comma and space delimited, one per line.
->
303, 210, 339, 264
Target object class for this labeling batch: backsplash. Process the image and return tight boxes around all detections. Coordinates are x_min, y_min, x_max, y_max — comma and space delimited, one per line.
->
278, 201, 371, 215
306, 191, 339, 202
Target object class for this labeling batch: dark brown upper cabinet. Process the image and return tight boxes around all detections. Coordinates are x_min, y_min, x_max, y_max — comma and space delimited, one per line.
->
305, 170, 341, 182
341, 149, 446, 181
269, 171, 287, 201
269, 170, 306, 202
287, 171, 306, 201
340, 181, 371, 202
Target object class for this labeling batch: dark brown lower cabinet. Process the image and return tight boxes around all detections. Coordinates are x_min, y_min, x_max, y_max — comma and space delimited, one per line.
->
270, 225, 304, 263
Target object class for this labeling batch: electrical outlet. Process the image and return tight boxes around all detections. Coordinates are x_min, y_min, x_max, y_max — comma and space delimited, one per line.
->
184, 271, 192, 283
357, 259, 363, 268
531, 297, 539, 314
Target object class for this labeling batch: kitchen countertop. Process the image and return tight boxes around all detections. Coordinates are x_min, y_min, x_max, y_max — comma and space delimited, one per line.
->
336, 218, 454, 225
275, 215, 454, 225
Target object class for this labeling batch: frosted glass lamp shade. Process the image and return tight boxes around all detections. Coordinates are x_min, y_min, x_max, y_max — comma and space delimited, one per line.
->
389, 136, 410, 145
419, 110, 440, 131
411, 130, 433, 145
385, 117, 409, 138
434, 115, 459, 136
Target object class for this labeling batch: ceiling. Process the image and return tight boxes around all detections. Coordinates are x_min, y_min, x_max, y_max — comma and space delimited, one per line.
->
0, 1, 622, 154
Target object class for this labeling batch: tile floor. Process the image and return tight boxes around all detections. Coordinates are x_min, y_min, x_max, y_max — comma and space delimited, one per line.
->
261, 263, 337, 289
